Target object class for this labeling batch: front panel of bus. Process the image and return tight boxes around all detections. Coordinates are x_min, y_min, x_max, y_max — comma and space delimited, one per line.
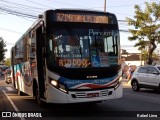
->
44, 10, 122, 103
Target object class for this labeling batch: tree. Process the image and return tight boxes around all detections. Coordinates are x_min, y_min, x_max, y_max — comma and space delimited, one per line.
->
126, 2, 160, 65
141, 50, 159, 64
0, 37, 7, 62
5, 58, 11, 66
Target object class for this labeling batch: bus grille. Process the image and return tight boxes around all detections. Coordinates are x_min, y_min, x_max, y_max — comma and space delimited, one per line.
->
70, 89, 113, 99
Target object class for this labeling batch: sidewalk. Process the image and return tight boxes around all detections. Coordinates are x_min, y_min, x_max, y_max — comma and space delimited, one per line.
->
122, 78, 131, 88
0, 75, 8, 86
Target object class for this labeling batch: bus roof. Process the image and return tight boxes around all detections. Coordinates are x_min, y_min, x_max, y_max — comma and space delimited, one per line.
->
13, 9, 117, 47
52, 8, 115, 15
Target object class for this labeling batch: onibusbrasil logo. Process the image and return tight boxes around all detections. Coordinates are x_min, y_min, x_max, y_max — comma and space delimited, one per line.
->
2, 112, 42, 118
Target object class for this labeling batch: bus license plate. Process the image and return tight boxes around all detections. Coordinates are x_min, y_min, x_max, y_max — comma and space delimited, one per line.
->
87, 93, 99, 98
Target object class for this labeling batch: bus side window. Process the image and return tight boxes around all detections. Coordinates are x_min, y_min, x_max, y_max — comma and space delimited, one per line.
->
15, 40, 24, 64
30, 37, 36, 59
24, 37, 29, 62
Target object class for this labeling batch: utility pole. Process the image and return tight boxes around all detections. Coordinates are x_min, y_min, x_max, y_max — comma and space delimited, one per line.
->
104, 0, 106, 12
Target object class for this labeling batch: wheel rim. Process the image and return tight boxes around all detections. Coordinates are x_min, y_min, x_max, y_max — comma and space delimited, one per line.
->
132, 81, 138, 90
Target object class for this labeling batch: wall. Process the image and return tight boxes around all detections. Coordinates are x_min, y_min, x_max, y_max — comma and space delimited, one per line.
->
125, 61, 144, 67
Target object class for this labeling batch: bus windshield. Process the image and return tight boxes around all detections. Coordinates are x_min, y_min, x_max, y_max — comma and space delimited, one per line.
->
47, 27, 119, 68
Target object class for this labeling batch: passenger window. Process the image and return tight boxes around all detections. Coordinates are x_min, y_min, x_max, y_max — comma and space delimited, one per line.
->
148, 67, 158, 74
138, 67, 148, 73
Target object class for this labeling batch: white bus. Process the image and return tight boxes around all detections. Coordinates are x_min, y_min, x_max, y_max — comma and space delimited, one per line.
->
11, 9, 122, 106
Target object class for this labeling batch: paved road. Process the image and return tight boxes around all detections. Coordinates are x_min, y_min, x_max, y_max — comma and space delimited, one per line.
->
0, 75, 20, 120
0, 76, 160, 120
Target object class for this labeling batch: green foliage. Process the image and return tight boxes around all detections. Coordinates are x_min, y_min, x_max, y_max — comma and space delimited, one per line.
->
141, 50, 159, 62
5, 58, 11, 66
126, 2, 160, 64
134, 40, 146, 50
0, 37, 7, 62
141, 50, 148, 62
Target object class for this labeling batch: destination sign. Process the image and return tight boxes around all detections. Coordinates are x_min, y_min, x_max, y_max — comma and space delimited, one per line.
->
56, 13, 109, 24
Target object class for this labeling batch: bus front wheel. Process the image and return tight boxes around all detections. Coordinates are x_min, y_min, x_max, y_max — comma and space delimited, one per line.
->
35, 87, 46, 107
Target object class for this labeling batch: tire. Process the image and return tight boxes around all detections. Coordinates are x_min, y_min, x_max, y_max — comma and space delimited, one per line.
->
131, 80, 140, 91
156, 84, 160, 92
35, 86, 46, 107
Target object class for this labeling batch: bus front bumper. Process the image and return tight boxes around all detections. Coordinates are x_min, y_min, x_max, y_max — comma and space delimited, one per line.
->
46, 83, 123, 103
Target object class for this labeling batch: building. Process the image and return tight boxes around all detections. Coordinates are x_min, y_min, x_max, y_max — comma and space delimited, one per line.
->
121, 51, 144, 67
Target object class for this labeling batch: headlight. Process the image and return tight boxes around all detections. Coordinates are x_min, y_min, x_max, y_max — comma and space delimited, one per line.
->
50, 78, 67, 93
51, 80, 58, 87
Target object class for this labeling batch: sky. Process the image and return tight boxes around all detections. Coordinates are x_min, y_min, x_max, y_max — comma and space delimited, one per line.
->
0, 0, 159, 58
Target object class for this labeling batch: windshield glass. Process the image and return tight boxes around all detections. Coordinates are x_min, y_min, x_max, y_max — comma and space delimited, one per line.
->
158, 67, 160, 71
47, 27, 120, 68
